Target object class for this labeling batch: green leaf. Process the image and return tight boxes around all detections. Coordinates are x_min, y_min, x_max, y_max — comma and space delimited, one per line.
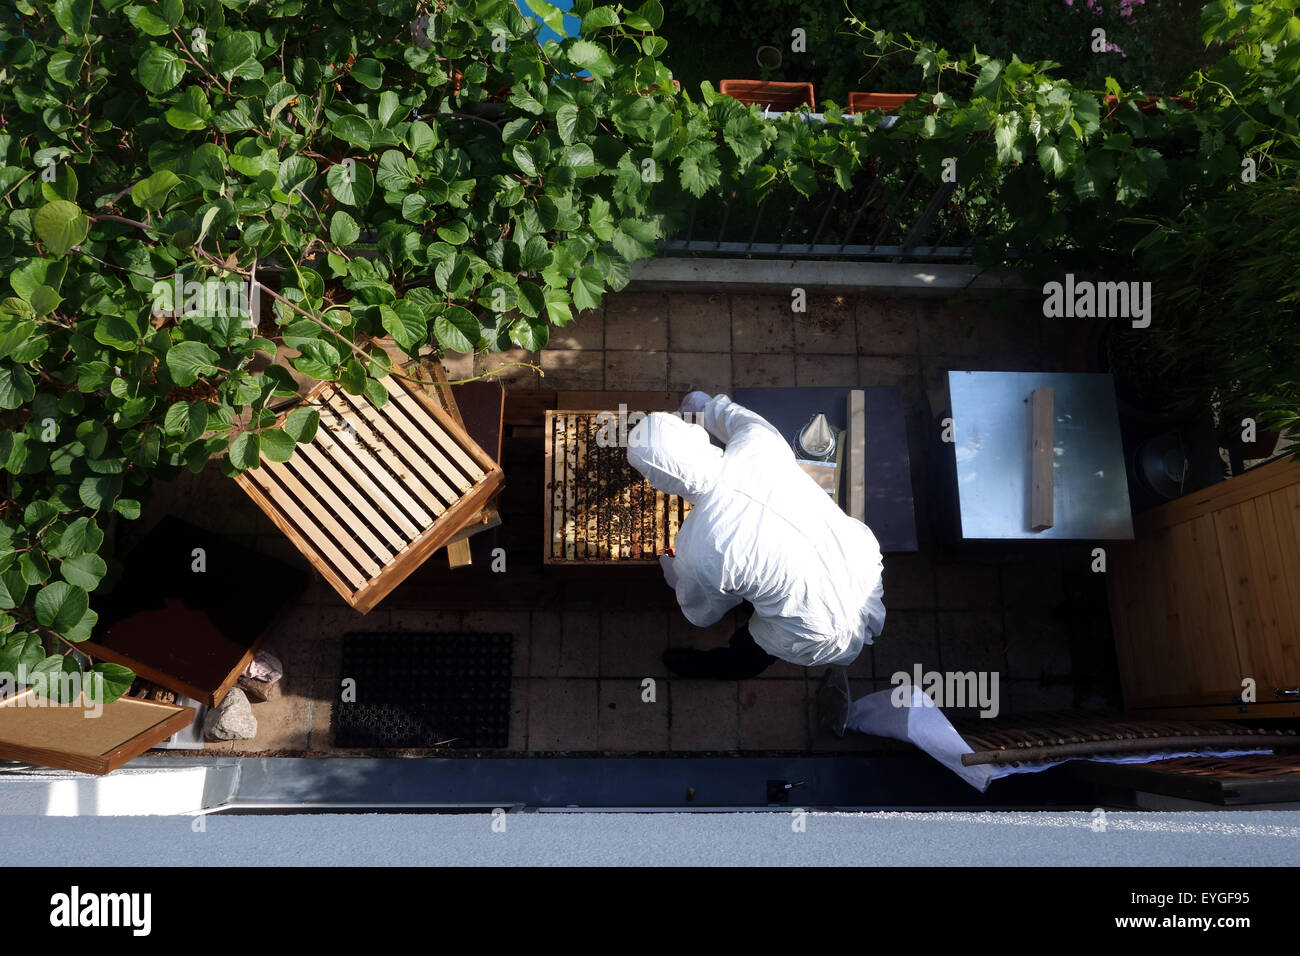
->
164, 401, 208, 442
115, 498, 141, 520
434, 305, 480, 354
34, 581, 89, 633
51, 516, 103, 559
78, 474, 121, 509
788, 164, 818, 198
437, 221, 470, 245
973, 59, 1004, 100
572, 266, 605, 312
60, 553, 107, 590
39, 164, 78, 203
556, 104, 580, 144
277, 155, 317, 195
567, 39, 615, 78
587, 196, 615, 241
93, 313, 142, 351
30, 284, 61, 316
680, 152, 722, 198
625, 0, 664, 30
1037, 139, 1068, 179
509, 313, 549, 351
18, 551, 49, 586
27, 655, 72, 700
33, 201, 88, 256
612, 219, 658, 260
0, 569, 27, 610
283, 407, 319, 443
512, 143, 537, 177
327, 159, 374, 206
330, 115, 373, 149
0, 315, 36, 358
47, 51, 82, 86
53, 0, 92, 35
377, 150, 414, 191
165, 85, 211, 130
213, 32, 256, 75
381, 301, 427, 350
228, 430, 260, 470
131, 169, 182, 211
524, 0, 567, 35
138, 46, 185, 95
127, 4, 173, 35
580, 6, 619, 33
378, 90, 403, 127
518, 234, 552, 271
351, 58, 383, 90
330, 210, 360, 246
259, 427, 297, 462
91, 662, 135, 703
63, 607, 98, 643
167, 340, 220, 386
0, 367, 35, 410
0, 632, 44, 677
407, 120, 437, 156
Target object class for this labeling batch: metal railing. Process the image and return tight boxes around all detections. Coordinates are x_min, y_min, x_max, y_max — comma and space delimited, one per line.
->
656, 110, 988, 263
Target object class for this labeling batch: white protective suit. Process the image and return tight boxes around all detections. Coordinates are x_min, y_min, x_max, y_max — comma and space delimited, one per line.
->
627, 394, 886, 668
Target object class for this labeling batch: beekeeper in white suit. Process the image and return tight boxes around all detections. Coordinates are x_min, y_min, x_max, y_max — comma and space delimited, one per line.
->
627, 391, 886, 680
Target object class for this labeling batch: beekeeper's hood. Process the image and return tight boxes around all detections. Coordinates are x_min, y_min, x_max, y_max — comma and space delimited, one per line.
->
627, 412, 722, 501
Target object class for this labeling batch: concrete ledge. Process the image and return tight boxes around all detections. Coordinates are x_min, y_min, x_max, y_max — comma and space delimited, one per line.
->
628, 256, 1033, 298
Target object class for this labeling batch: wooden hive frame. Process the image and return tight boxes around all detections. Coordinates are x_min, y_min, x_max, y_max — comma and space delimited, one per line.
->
236, 374, 503, 611
543, 410, 692, 565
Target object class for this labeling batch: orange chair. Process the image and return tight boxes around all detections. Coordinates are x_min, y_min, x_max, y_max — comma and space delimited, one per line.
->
719, 80, 815, 111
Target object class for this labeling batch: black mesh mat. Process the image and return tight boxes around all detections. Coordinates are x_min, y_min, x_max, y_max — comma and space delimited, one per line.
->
333, 632, 513, 749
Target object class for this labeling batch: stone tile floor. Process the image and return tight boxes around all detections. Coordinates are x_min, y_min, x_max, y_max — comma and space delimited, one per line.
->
131, 289, 1122, 757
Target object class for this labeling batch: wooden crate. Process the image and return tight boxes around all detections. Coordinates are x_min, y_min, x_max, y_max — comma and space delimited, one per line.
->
0, 689, 194, 775
543, 410, 692, 565
79, 516, 308, 707
236, 375, 503, 611
1108, 455, 1300, 718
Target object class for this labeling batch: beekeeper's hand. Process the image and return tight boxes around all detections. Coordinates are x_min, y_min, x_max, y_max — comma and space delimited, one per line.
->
659, 553, 678, 589
679, 391, 710, 417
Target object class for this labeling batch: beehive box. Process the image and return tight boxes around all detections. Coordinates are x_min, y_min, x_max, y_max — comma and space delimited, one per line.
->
544, 410, 692, 564
237, 374, 503, 611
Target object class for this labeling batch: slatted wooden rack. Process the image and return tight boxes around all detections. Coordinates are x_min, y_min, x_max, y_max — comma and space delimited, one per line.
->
237, 374, 503, 611
544, 410, 691, 564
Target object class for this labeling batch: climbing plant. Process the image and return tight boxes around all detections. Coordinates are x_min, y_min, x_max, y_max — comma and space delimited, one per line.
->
848, 0, 1300, 440
0, 0, 892, 695
0, 0, 1295, 698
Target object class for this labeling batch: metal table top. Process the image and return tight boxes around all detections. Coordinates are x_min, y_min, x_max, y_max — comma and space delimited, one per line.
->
947, 371, 1134, 540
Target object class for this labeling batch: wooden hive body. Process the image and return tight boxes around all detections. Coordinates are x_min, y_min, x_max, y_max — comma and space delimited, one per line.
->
236, 375, 503, 611
544, 410, 692, 565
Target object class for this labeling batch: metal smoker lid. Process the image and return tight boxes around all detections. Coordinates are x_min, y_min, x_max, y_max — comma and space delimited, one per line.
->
798, 413, 835, 458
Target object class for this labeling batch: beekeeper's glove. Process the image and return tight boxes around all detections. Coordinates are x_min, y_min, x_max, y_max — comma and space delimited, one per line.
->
659, 553, 678, 589
679, 390, 710, 417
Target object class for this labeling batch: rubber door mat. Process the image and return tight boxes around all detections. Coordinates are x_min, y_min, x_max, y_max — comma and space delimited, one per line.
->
333, 632, 513, 748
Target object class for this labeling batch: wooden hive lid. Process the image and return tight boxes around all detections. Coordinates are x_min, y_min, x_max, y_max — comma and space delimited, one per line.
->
236, 372, 503, 612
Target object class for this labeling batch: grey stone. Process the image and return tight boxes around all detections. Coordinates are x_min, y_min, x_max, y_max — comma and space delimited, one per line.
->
203, 688, 258, 741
